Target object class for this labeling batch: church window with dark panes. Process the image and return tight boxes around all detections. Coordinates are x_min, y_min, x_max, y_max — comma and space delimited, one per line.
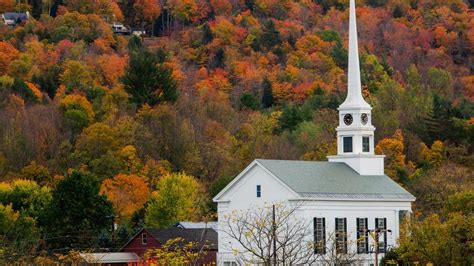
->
314, 217, 326, 254
357, 218, 369, 254
141, 233, 147, 245
256, 185, 261, 198
343, 137, 353, 153
335, 218, 347, 253
362, 136, 370, 152
375, 218, 387, 253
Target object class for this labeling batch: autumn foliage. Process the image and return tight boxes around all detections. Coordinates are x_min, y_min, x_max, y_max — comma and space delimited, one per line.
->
100, 174, 150, 220
0, 0, 473, 263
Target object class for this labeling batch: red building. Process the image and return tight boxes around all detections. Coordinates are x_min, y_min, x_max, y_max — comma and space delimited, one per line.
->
121, 227, 217, 265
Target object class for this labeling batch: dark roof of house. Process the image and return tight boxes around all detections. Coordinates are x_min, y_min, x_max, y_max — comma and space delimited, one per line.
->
3, 12, 28, 21
145, 227, 218, 250
255, 159, 415, 200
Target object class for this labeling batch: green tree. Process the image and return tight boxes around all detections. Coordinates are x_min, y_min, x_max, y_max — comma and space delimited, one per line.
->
260, 19, 281, 50
427, 67, 452, 97
444, 190, 474, 215
320, 30, 347, 68
409, 163, 473, 216
396, 213, 473, 265
145, 172, 206, 228
278, 104, 312, 132
75, 123, 119, 160
240, 92, 259, 110
316, 0, 346, 13
60, 60, 95, 91
0, 204, 39, 263
0, 180, 51, 219
32, 66, 61, 98
41, 171, 114, 250
367, 0, 387, 7
261, 77, 273, 108
122, 50, 178, 106
20, 161, 52, 186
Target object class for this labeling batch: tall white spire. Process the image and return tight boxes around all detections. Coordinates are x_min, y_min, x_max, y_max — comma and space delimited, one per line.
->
339, 0, 370, 110
327, 0, 384, 176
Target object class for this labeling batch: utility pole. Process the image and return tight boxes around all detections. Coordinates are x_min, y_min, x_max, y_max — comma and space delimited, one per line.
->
272, 204, 277, 266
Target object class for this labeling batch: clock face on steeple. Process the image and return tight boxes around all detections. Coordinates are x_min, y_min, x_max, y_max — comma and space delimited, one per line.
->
343, 114, 353, 125
361, 113, 368, 125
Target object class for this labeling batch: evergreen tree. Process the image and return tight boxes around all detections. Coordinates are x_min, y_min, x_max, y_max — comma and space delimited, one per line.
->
245, 0, 255, 11
127, 35, 144, 52
261, 77, 274, 108
41, 171, 114, 250
240, 93, 260, 110
320, 30, 347, 68
122, 50, 178, 106
32, 66, 61, 98
261, 20, 281, 50
316, 0, 346, 13
367, 0, 387, 7
278, 105, 300, 132
202, 23, 213, 44
392, 5, 404, 18
210, 47, 225, 69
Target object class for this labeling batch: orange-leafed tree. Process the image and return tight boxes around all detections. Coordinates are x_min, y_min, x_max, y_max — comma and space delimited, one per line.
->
109, 1, 124, 21
134, 0, 161, 29
167, 0, 199, 24
0, 42, 19, 75
210, 0, 232, 16
0, 0, 13, 13
96, 54, 127, 86
375, 129, 406, 181
100, 173, 150, 220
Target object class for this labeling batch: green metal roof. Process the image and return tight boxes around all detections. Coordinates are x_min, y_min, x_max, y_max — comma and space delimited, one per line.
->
256, 159, 415, 201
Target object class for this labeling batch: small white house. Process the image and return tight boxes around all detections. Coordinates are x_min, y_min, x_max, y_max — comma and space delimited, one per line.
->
1, 11, 29, 26
213, 0, 415, 265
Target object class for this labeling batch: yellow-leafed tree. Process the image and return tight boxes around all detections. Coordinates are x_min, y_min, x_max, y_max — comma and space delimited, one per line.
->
145, 172, 206, 228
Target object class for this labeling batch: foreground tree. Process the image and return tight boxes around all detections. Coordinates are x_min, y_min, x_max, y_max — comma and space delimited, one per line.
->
145, 237, 211, 265
395, 213, 473, 265
0, 203, 39, 263
0, 179, 51, 219
222, 203, 318, 265
41, 171, 114, 250
317, 232, 363, 265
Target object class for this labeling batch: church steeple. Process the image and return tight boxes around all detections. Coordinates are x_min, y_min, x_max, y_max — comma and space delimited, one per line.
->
327, 0, 385, 176
340, 0, 370, 110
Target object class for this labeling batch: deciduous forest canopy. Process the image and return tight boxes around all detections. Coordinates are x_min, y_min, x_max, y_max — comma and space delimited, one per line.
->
0, 0, 473, 264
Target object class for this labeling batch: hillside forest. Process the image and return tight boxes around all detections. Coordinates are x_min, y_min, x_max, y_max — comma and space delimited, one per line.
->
0, 0, 473, 264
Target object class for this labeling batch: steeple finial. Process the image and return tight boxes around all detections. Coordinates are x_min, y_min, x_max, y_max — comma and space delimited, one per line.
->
340, 0, 370, 110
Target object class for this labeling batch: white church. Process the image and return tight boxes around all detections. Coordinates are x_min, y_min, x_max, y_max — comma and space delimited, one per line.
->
213, 0, 415, 265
